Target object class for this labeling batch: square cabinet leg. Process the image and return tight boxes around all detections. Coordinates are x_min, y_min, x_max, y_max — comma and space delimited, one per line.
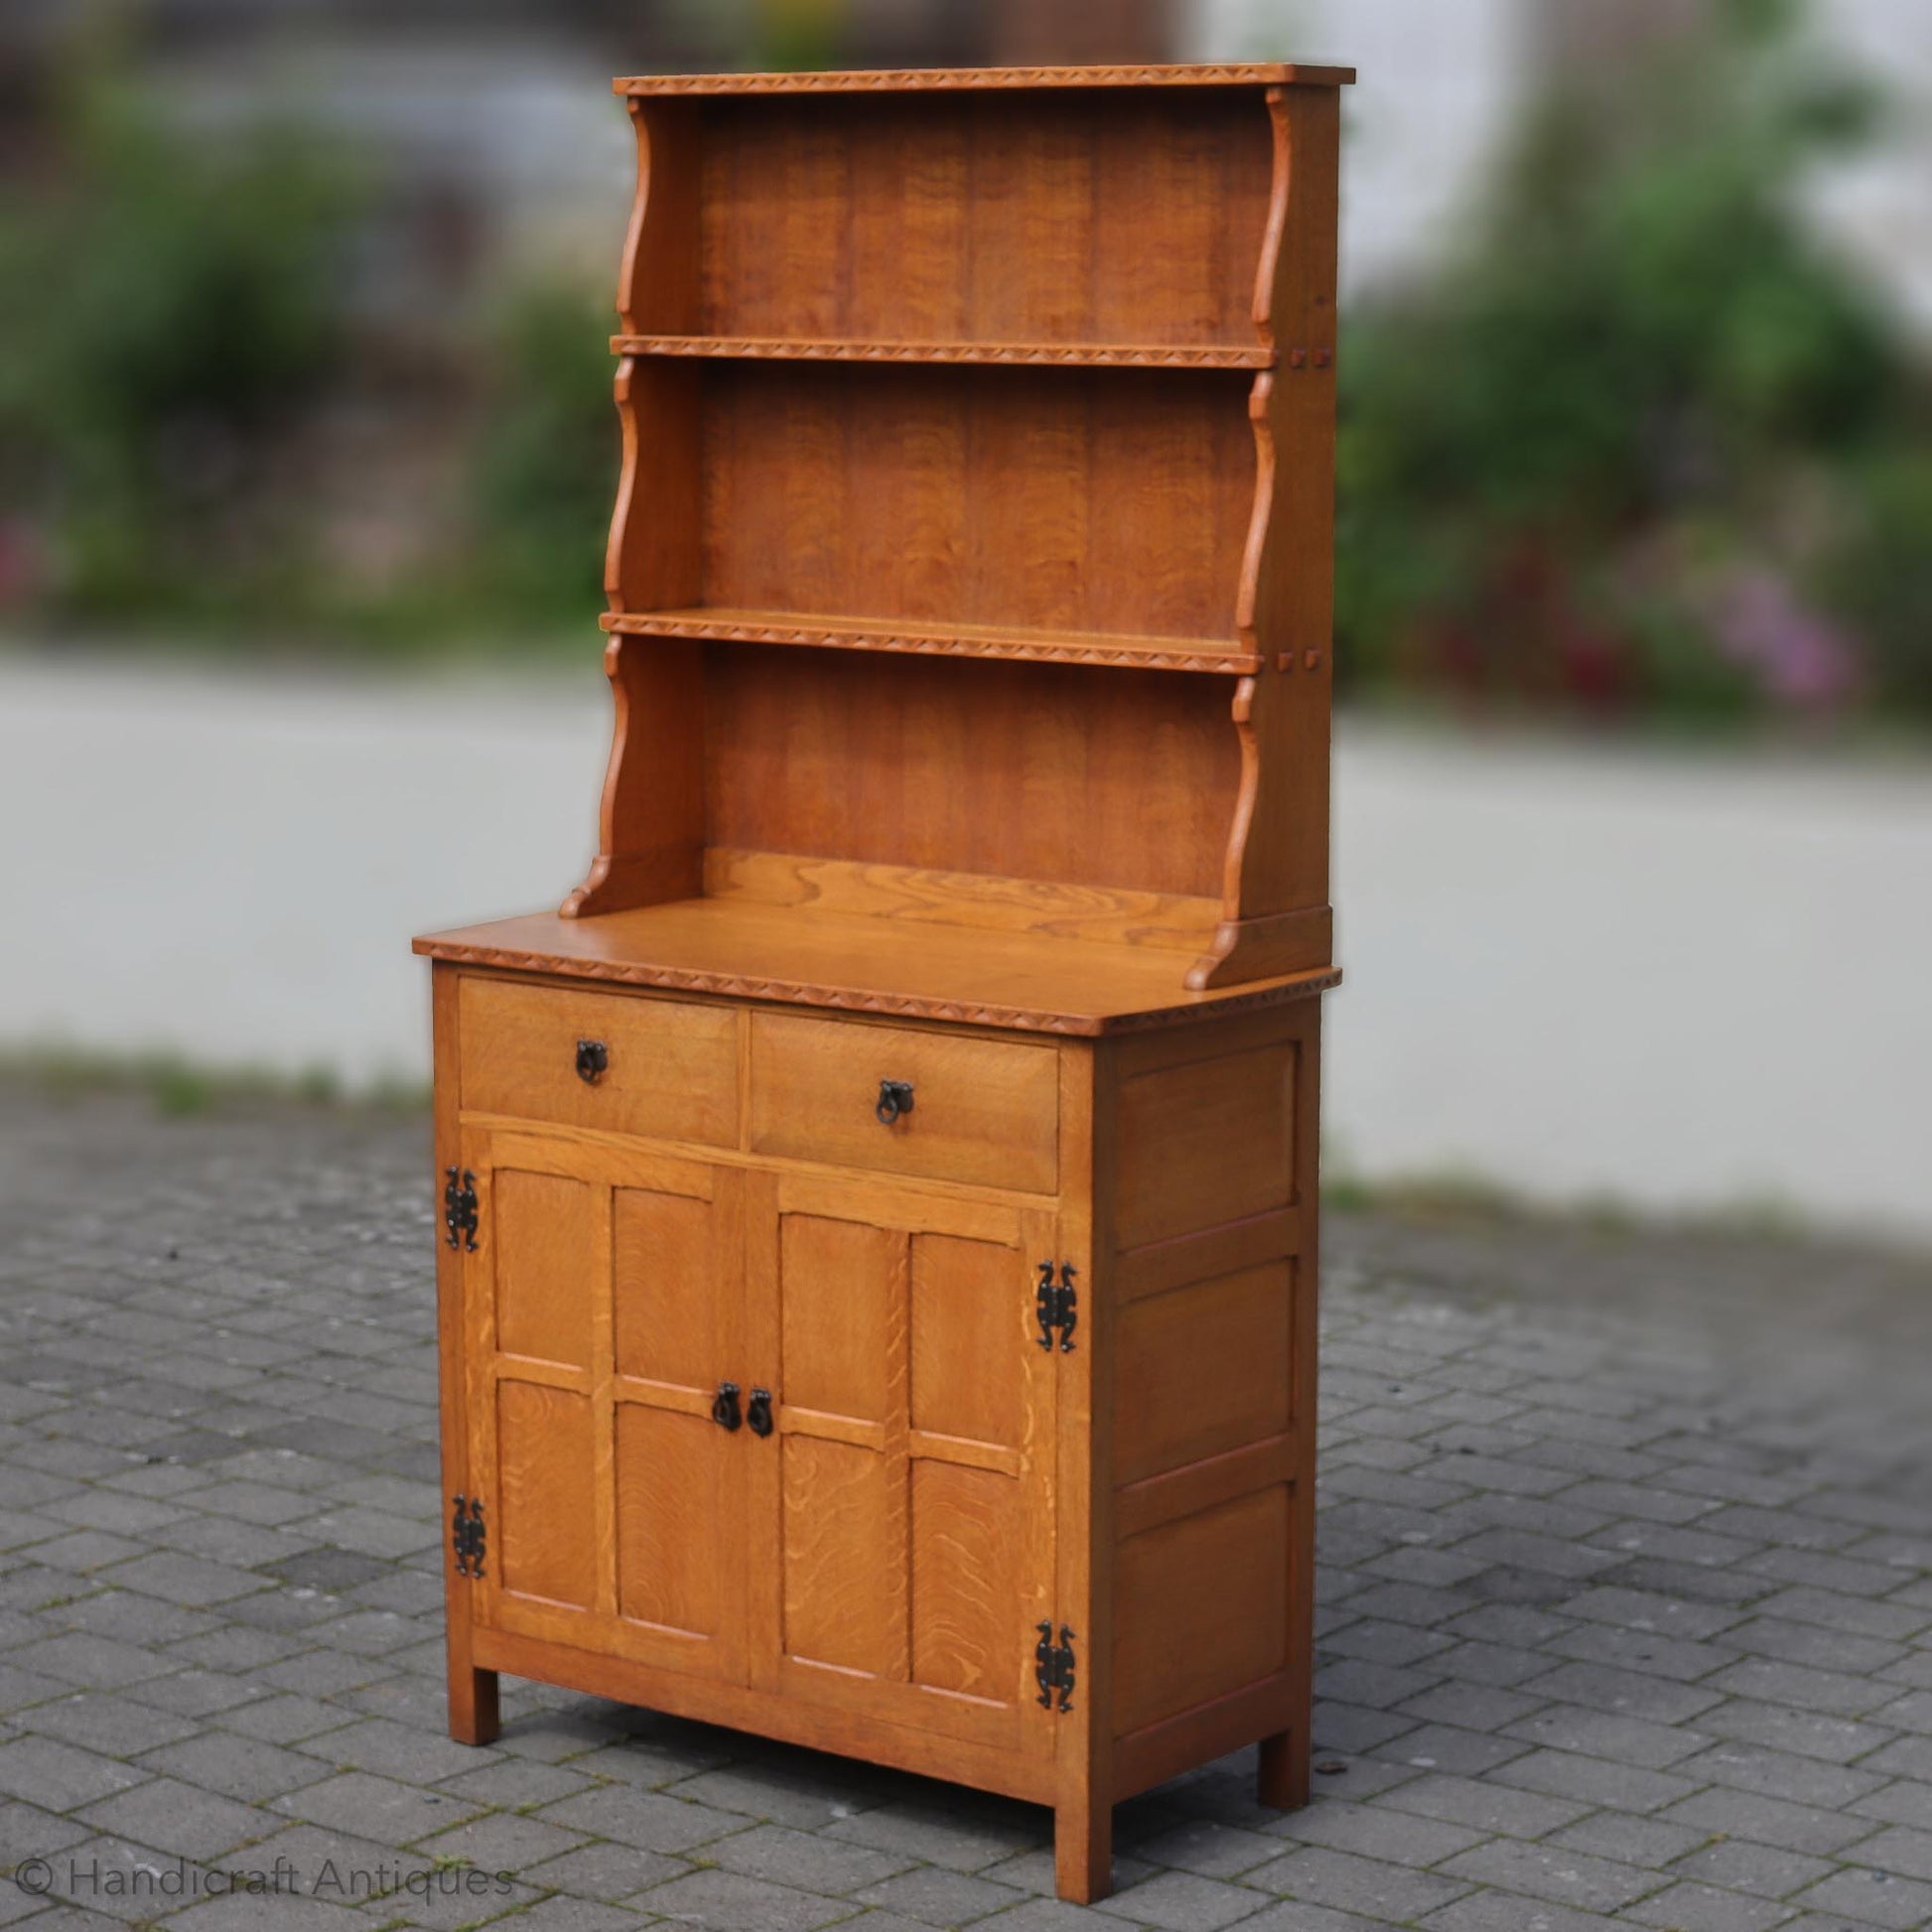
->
1256, 1729, 1309, 1811
449, 1662, 499, 1746
1054, 1797, 1113, 1904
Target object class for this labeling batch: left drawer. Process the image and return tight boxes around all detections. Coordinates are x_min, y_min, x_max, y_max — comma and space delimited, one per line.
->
457, 976, 739, 1146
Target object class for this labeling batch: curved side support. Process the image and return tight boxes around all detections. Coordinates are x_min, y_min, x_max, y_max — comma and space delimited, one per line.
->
561, 635, 704, 919
1191, 85, 1341, 992
1233, 370, 1275, 659
616, 98, 701, 337
604, 356, 643, 613
1250, 85, 1294, 349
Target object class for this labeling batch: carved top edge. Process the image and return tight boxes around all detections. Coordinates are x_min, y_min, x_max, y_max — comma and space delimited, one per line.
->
614, 64, 1356, 96
410, 934, 1339, 1035
601, 612, 1261, 675
612, 336, 1273, 369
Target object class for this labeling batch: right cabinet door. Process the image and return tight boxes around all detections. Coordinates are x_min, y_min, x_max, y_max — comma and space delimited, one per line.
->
746, 1171, 1060, 1761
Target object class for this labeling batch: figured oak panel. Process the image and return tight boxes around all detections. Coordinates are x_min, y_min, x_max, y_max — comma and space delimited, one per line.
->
616, 1405, 730, 1642
911, 1459, 1017, 1701
1116, 1261, 1294, 1486
699, 362, 1254, 640
1113, 1483, 1291, 1736
495, 1380, 597, 1610
613, 1184, 719, 1389
750, 1012, 1059, 1193
780, 1434, 897, 1676
1114, 1037, 1297, 1248
493, 1169, 594, 1369
911, 1232, 1024, 1449
692, 92, 1274, 348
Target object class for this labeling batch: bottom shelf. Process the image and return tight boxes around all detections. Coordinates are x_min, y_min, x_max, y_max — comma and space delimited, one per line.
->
413, 897, 1338, 1036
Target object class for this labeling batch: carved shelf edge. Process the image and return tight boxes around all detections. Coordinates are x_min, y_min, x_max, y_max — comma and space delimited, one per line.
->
615, 64, 1356, 96
412, 933, 1340, 1037
601, 611, 1261, 675
613, 336, 1274, 370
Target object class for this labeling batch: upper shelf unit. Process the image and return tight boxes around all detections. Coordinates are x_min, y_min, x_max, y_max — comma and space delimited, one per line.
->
611, 73, 1343, 359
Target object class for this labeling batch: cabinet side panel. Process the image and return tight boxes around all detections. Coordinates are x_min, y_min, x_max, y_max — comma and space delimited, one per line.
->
1100, 1004, 1319, 1800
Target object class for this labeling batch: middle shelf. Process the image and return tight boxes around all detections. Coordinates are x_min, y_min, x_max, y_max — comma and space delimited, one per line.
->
614, 335, 1275, 370
601, 607, 1260, 673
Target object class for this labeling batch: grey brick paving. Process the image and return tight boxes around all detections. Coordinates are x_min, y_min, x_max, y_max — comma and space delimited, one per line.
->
0, 1087, 1929, 1930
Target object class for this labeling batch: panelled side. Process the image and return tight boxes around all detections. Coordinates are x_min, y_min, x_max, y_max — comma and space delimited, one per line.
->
1097, 1003, 1319, 1803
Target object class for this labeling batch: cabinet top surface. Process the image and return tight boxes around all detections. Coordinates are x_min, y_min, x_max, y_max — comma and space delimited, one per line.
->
414, 901, 1337, 1036
614, 62, 1355, 97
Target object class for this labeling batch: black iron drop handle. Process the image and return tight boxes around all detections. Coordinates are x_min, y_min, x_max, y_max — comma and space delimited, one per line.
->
576, 1038, 609, 1085
747, 1388, 773, 1438
876, 1079, 914, 1125
711, 1381, 741, 1432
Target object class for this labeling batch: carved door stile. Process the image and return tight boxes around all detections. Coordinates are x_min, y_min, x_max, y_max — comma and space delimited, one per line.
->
752, 1169, 1060, 1757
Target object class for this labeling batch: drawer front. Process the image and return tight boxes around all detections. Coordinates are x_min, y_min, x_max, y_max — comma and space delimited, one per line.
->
459, 977, 738, 1146
749, 1013, 1058, 1193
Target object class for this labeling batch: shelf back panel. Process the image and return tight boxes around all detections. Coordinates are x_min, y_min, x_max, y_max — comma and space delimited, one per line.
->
638, 91, 1276, 349
703, 645, 1240, 902
619, 361, 1255, 641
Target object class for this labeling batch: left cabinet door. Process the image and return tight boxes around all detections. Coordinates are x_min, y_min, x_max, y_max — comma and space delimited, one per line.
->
458, 1124, 751, 1687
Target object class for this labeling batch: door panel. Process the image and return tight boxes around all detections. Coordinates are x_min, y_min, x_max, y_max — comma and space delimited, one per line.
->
751, 1173, 1058, 1757
463, 1128, 749, 1683
496, 1379, 597, 1608
494, 1171, 595, 1369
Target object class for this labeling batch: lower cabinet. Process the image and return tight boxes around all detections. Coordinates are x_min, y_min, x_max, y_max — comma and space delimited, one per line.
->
433, 970, 1321, 1906
455, 1123, 1060, 1765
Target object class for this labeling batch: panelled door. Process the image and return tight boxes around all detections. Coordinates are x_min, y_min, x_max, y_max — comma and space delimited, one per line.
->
744, 1170, 1060, 1759
460, 1124, 750, 1685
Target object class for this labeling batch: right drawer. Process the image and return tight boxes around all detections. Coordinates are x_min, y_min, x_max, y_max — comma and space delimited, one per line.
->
748, 1012, 1059, 1194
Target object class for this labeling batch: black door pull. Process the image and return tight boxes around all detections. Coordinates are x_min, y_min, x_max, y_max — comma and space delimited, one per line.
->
576, 1038, 609, 1084
747, 1388, 774, 1438
711, 1381, 742, 1431
876, 1079, 914, 1125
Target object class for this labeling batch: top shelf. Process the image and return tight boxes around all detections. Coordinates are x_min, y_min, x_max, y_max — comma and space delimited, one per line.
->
614, 63, 1356, 97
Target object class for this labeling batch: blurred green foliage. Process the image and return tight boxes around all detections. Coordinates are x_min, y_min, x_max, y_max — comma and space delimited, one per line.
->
0, 80, 358, 620
469, 284, 615, 625
1336, 0, 1932, 727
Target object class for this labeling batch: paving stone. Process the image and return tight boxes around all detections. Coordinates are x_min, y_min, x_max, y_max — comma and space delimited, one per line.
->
1245, 1844, 1472, 1920
1786, 1866, 1932, 1932
536, 1784, 748, 1856
1673, 1740, 1889, 1810
1620, 1879, 1798, 1932
517, 1839, 693, 1900
0, 1735, 150, 1811
1543, 1809, 1709, 1867
271, 1769, 481, 1848
1489, 1748, 1702, 1814
1659, 1785, 1885, 1858
853, 1863, 1027, 1923
628, 1865, 855, 1931
1669, 1838, 1837, 1900
1436, 1835, 1667, 1912
1131, 1820, 1282, 1879
73, 1775, 273, 1862
1274, 1799, 1485, 1868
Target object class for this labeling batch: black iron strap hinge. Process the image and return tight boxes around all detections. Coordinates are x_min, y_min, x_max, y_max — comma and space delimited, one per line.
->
1035, 1621, 1076, 1713
451, 1494, 485, 1578
1035, 1261, 1077, 1352
444, 1168, 479, 1252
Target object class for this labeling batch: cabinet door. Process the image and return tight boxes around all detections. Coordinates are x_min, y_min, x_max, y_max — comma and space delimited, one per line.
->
460, 1125, 749, 1685
746, 1171, 1059, 1759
